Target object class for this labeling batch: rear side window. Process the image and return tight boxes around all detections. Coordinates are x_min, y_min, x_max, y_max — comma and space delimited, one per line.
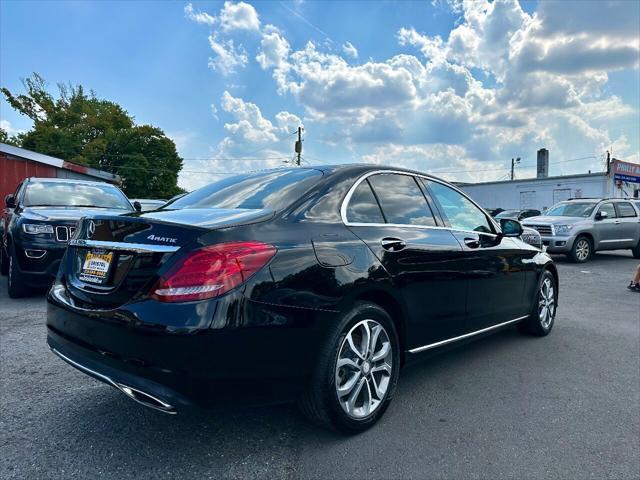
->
345, 180, 385, 223
368, 174, 437, 226
426, 180, 493, 234
616, 202, 637, 217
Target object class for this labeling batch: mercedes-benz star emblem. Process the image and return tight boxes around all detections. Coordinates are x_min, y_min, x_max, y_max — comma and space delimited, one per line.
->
87, 220, 96, 238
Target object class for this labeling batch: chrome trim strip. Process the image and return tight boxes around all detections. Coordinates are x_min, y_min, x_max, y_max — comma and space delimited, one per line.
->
407, 315, 528, 354
25, 249, 47, 259
51, 346, 114, 385
69, 239, 180, 253
600, 238, 634, 243
51, 347, 177, 414
340, 169, 499, 237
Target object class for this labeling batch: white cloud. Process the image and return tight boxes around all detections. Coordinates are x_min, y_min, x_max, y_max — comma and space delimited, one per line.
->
184, 0, 639, 186
342, 41, 358, 59
219, 1, 260, 32
0, 120, 23, 136
256, 26, 290, 69
208, 35, 248, 75
217, 91, 301, 154
184, 3, 216, 25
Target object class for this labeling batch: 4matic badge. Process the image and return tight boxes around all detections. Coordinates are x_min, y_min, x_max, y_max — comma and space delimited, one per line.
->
147, 234, 178, 244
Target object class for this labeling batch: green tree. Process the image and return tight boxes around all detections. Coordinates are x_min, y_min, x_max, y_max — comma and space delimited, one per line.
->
1, 73, 184, 198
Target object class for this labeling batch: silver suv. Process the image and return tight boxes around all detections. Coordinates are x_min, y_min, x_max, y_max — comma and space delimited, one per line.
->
523, 198, 640, 263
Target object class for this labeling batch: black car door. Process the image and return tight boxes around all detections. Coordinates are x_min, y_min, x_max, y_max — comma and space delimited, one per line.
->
423, 179, 531, 332
344, 172, 467, 349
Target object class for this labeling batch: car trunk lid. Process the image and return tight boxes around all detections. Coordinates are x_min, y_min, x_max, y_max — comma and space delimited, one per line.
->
61, 208, 273, 308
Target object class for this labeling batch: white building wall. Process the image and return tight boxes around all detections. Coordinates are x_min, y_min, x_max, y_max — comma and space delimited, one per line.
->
459, 174, 612, 212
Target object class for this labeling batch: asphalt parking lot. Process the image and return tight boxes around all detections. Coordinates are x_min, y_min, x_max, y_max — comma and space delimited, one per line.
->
1, 252, 639, 479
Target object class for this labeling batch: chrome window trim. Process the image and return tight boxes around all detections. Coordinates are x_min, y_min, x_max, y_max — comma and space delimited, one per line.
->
340, 169, 499, 237
408, 315, 528, 354
69, 239, 180, 253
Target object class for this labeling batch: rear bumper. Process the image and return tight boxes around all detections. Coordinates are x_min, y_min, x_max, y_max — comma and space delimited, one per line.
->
46, 285, 327, 411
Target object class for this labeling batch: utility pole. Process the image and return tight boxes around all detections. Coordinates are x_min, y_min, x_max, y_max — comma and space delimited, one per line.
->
294, 127, 303, 166
605, 150, 611, 174
510, 157, 520, 181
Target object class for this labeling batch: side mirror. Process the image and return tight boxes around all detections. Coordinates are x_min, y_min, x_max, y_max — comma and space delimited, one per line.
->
595, 211, 608, 220
5, 194, 16, 209
500, 218, 523, 237
133, 201, 142, 212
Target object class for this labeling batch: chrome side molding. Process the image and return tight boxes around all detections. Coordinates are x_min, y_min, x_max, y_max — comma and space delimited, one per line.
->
69, 239, 180, 253
407, 315, 528, 354
50, 347, 177, 414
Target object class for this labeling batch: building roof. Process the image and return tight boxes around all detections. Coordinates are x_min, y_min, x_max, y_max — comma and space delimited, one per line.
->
0, 142, 121, 184
454, 171, 607, 188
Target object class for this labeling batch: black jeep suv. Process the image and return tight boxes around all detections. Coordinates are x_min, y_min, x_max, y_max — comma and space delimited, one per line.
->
1, 177, 133, 297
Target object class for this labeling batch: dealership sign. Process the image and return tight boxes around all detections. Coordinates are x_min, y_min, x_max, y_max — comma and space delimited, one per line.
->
613, 160, 640, 184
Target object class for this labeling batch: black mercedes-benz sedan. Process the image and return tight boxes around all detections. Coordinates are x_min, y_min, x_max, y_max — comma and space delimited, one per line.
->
1, 178, 134, 297
46, 165, 558, 433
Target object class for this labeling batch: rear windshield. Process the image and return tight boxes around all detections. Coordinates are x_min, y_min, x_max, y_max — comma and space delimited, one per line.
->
23, 181, 132, 210
167, 169, 323, 211
544, 202, 596, 217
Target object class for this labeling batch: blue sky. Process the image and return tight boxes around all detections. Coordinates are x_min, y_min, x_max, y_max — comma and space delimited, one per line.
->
1, 0, 638, 190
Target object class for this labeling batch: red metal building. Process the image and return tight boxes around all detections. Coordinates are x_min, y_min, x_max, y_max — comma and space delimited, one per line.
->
0, 143, 120, 201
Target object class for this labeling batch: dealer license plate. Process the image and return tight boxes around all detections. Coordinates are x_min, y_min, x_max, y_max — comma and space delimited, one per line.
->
79, 250, 113, 285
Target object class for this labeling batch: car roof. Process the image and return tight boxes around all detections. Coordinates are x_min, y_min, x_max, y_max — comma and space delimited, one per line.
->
294, 163, 455, 183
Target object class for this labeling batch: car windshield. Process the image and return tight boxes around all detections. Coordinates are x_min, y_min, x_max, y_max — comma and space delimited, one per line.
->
544, 202, 596, 217
495, 210, 519, 218
167, 168, 323, 211
23, 181, 133, 209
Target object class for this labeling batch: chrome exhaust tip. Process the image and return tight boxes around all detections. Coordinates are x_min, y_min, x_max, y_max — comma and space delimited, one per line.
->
51, 347, 177, 415
114, 383, 177, 414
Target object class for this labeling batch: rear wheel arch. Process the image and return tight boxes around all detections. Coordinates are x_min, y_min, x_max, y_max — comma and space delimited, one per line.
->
352, 289, 407, 363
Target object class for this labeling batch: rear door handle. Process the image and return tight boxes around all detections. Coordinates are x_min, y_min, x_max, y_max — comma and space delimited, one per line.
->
464, 237, 481, 249
381, 237, 406, 252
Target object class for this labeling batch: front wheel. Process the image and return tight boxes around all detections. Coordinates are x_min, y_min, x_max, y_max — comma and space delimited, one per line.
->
299, 302, 400, 434
519, 270, 557, 336
569, 236, 592, 263
7, 249, 26, 298
0, 244, 8, 276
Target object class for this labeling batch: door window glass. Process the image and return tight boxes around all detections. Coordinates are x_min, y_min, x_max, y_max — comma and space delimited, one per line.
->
345, 180, 385, 223
616, 202, 637, 218
597, 203, 616, 218
368, 174, 437, 226
427, 181, 493, 233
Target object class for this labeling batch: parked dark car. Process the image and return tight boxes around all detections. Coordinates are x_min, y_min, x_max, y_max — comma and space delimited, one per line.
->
495, 209, 542, 221
483, 207, 505, 217
1, 177, 134, 297
46, 165, 558, 433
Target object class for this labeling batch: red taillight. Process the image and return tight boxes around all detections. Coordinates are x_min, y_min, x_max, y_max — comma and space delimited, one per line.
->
151, 241, 276, 303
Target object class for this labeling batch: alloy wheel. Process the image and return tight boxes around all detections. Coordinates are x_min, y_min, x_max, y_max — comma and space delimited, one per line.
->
538, 277, 555, 329
575, 239, 590, 261
335, 319, 393, 419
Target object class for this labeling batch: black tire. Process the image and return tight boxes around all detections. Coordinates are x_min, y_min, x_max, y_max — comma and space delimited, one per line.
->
631, 240, 640, 259
7, 248, 26, 298
518, 270, 557, 337
569, 235, 592, 263
299, 302, 400, 434
0, 244, 8, 276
